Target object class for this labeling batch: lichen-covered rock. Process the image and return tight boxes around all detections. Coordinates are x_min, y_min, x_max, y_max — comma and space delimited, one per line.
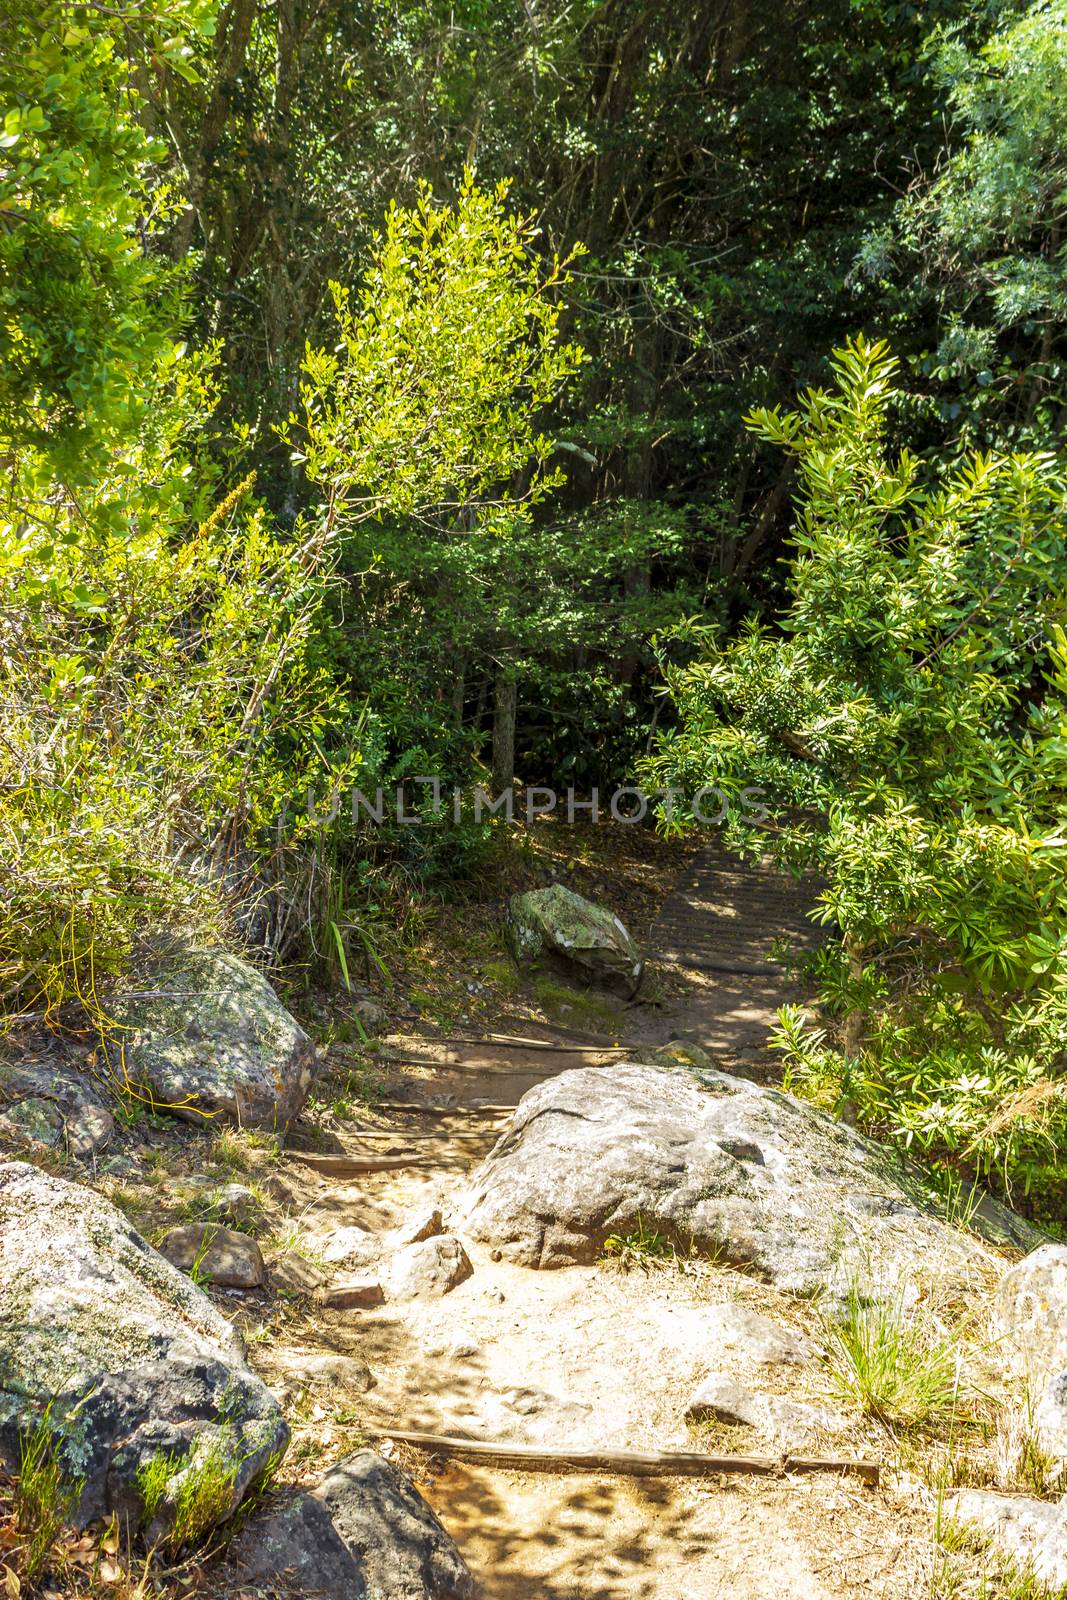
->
0, 1162, 288, 1537
0, 1054, 114, 1157
505, 886, 643, 996
460, 1062, 994, 1296
316, 1449, 473, 1600
107, 947, 316, 1131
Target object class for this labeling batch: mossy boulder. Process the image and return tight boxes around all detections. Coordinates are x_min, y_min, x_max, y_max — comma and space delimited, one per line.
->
0, 1162, 288, 1538
505, 886, 644, 997
107, 947, 316, 1131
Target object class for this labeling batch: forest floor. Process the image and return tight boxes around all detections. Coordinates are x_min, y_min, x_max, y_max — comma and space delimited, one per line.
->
84, 822, 1029, 1598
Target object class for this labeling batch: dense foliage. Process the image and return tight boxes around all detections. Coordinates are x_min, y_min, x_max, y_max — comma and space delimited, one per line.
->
645, 336, 1067, 1205
4, 0, 1067, 1200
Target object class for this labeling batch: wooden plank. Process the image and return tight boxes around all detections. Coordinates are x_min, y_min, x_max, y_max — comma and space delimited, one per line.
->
363, 1428, 880, 1487
388, 1032, 628, 1055
374, 1102, 514, 1116
284, 1152, 435, 1176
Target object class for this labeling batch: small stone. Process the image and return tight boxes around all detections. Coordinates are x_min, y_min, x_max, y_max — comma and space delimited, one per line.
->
685, 1373, 846, 1444
489, 1248, 503, 1262
388, 1235, 473, 1300
206, 1182, 264, 1232
322, 1278, 386, 1310
269, 1252, 327, 1296
270, 1347, 374, 1393
396, 1206, 443, 1246
685, 1373, 761, 1427
320, 1223, 377, 1266
160, 1223, 265, 1289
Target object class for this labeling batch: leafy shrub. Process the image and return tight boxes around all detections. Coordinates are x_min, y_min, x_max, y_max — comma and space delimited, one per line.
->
645, 336, 1067, 1201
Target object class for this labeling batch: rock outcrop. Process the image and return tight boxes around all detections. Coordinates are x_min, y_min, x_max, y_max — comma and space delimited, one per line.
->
0, 1162, 287, 1540
107, 947, 316, 1131
460, 1061, 993, 1296
505, 886, 644, 997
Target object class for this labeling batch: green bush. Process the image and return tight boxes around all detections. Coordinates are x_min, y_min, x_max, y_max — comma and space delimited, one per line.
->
645, 336, 1067, 1202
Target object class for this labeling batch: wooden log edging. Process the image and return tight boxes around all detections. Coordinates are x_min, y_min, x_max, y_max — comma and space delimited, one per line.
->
284, 1152, 436, 1176
362, 1427, 880, 1487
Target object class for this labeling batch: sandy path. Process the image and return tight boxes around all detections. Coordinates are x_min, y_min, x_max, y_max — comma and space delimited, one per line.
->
251, 852, 940, 1598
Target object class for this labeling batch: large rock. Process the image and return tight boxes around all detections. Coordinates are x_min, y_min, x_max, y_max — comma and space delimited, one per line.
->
460, 1062, 992, 1296
317, 1449, 473, 1600
996, 1245, 1067, 1467
107, 947, 316, 1131
505, 886, 644, 997
0, 1162, 288, 1540
948, 1489, 1067, 1590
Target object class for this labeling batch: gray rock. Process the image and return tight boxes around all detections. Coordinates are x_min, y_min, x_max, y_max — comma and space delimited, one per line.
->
107, 947, 316, 1131
228, 1486, 367, 1596
350, 988, 389, 1037
460, 1062, 992, 1296
995, 1244, 1067, 1465
320, 1224, 377, 1266
505, 886, 644, 997
684, 1372, 762, 1427
947, 1489, 1067, 1590
0, 1094, 64, 1146
316, 1449, 473, 1600
996, 1245, 1067, 1383
0, 1055, 114, 1156
684, 1373, 846, 1444
388, 1236, 473, 1300
160, 1223, 266, 1289
0, 1162, 287, 1538
206, 1182, 265, 1232
704, 1303, 814, 1367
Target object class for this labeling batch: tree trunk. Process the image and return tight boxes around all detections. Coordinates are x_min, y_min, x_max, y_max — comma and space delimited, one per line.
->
491, 675, 517, 796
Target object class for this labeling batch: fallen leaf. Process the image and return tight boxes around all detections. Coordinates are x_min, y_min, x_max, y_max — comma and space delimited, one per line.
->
97, 1556, 123, 1583
3, 1566, 20, 1598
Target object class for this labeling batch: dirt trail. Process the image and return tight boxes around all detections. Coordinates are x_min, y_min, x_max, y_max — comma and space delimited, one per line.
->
627, 837, 825, 1071
254, 845, 934, 1599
